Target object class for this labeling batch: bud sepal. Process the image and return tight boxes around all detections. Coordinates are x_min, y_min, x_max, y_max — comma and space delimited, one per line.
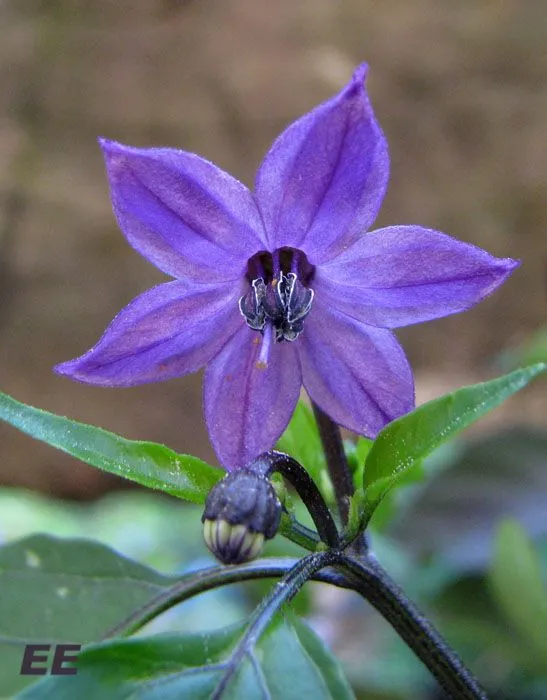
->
202, 470, 281, 565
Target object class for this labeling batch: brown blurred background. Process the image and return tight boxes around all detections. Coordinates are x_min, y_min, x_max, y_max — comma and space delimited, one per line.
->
1, 0, 546, 497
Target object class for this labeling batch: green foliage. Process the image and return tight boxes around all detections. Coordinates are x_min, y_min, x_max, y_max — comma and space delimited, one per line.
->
20, 614, 354, 700
1, 362, 546, 698
362, 363, 547, 519
0, 489, 215, 574
346, 489, 366, 543
490, 520, 547, 667
0, 496, 316, 695
354, 436, 373, 467
0, 391, 223, 503
345, 437, 373, 489
0, 535, 177, 696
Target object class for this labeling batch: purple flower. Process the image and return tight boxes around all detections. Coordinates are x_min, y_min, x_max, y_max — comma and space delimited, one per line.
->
55, 64, 518, 469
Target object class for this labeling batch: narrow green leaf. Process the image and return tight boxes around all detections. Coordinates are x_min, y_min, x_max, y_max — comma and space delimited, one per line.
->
0, 535, 176, 696
354, 436, 373, 466
363, 363, 547, 514
290, 613, 354, 697
0, 391, 223, 502
490, 519, 547, 665
20, 614, 355, 699
345, 437, 372, 491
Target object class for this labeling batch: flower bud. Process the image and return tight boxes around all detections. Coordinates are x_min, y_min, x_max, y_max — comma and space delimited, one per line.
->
202, 470, 282, 565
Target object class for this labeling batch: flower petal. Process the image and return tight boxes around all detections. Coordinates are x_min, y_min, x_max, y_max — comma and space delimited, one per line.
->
101, 139, 266, 282
255, 64, 388, 263
316, 226, 520, 328
55, 279, 243, 386
298, 300, 414, 438
204, 326, 301, 469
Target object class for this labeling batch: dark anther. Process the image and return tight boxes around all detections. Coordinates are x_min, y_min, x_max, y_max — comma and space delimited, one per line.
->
202, 470, 282, 565
239, 272, 314, 342
238, 278, 266, 331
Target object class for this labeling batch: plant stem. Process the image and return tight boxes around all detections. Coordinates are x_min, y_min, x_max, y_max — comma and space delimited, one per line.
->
103, 556, 351, 639
263, 450, 340, 548
279, 512, 320, 551
210, 551, 337, 699
335, 553, 488, 700
312, 403, 354, 525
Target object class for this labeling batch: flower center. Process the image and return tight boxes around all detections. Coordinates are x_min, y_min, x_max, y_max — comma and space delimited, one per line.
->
239, 248, 315, 366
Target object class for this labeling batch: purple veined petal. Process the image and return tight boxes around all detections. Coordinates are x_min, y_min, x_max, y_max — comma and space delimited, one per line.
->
255, 63, 389, 263
204, 325, 302, 469
315, 226, 520, 328
55, 278, 244, 386
100, 139, 266, 283
297, 299, 414, 438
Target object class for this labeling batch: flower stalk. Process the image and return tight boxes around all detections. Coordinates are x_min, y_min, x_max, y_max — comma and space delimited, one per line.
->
312, 402, 354, 525
256, 450, 340, 548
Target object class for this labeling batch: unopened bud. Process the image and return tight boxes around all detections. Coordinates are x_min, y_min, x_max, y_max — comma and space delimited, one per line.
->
202, 470, 281, 565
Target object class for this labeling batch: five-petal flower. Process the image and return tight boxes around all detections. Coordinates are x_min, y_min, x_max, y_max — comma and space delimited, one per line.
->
55, 64, 519, 469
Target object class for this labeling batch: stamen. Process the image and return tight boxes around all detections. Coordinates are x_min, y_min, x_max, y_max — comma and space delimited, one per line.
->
241, 249, 315, 343
256, 322, 273, 369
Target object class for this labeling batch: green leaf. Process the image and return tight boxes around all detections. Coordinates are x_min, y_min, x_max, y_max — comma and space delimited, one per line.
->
0, 391, 223, 502
490, 519, 547, 665
363, 363, 547, 516
354, 436, 373, 466
290, 614, 354, 697
276, 400, 333, 503
343, 489, 367, 544
20, 614, 355, 699
345, 437, 372, 490
0, 534, 177, 696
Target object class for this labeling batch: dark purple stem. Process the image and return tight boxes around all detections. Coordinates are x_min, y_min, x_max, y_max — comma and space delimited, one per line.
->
312, 402, 354, 525
249, 450, 340, 548
335, 553, 488, 700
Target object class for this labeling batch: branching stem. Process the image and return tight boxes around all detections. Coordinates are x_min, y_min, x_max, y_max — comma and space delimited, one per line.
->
210, 551, 336, 699
103, 556, 350, 640
334, 553, 488, 700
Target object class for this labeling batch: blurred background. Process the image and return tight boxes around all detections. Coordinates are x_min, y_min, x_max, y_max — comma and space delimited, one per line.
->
1, 1, 547, 698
